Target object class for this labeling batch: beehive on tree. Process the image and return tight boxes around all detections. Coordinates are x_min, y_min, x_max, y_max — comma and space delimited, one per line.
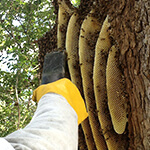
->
38, 0, 150, 149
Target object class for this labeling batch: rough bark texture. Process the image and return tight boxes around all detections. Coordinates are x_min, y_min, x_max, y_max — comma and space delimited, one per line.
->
108, 0, 150, 149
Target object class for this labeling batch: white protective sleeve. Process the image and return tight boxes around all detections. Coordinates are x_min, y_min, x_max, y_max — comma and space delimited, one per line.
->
0, 138, 15, 150
4, 93, 78, 150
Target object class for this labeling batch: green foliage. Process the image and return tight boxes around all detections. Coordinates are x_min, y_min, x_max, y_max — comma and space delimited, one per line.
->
71, 0, 81, 7
0, 0, 55, 137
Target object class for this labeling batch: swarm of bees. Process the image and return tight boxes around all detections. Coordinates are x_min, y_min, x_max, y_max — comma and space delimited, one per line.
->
38, 24, 57, 79
38, 0, 129, 149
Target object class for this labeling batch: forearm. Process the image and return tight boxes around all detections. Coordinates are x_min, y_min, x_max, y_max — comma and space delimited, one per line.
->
5, 93, 78, 150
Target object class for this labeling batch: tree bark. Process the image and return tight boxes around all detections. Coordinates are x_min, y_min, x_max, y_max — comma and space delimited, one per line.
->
108, 0, 150, 149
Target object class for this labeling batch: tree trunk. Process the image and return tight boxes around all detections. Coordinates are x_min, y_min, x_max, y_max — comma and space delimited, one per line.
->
108, 0, 150, 149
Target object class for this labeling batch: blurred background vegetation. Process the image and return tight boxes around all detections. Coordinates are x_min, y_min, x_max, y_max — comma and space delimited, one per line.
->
0, 0, 55, 137
0, 0, 80, 137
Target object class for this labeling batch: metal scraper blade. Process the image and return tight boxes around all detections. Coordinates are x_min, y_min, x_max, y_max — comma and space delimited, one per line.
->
41, 51, 67, 84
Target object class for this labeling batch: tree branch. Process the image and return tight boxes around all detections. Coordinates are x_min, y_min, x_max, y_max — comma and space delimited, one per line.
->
21, 115, 27, 126
0, 20, 22, 49
15, 72, 20, 129
14, 15, 27, 34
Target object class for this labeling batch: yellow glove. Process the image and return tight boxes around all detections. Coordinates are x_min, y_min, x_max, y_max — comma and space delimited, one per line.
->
32, 78, 88, 124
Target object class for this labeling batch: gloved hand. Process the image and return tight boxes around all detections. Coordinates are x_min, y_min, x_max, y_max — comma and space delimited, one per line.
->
32, 78, 88, 124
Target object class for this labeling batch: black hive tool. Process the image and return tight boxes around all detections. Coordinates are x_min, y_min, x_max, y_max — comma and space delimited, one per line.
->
41, 51, 69, 84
